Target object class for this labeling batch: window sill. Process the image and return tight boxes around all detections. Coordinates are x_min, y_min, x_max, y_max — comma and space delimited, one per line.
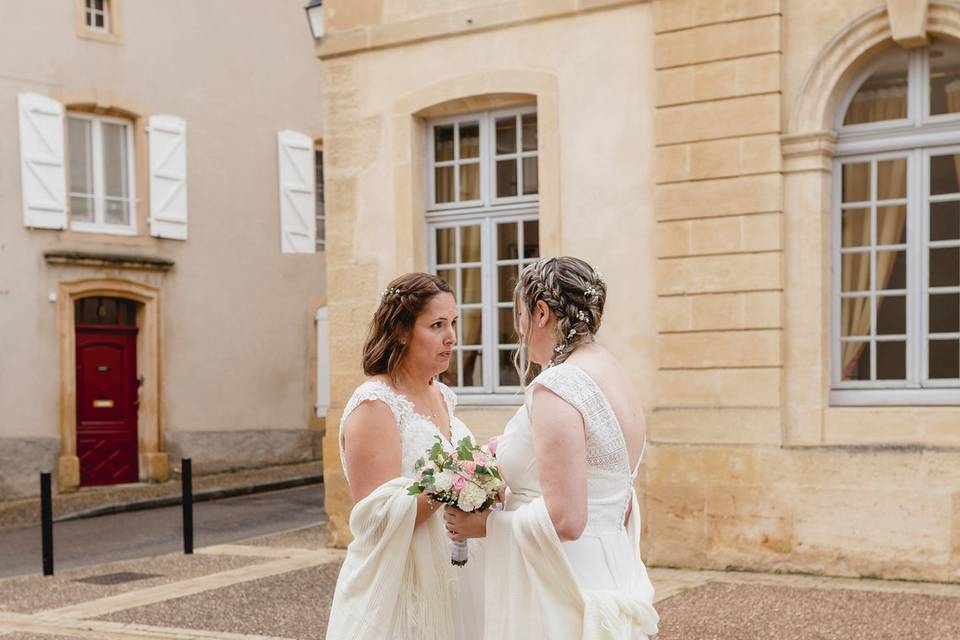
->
455, 393, 525, 407
830, 388, 960, 406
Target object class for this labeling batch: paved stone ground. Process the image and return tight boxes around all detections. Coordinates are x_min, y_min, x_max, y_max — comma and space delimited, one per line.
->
2, 523, 959, 639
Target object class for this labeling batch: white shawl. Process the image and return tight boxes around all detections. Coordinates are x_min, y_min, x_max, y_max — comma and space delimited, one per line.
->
325, 478, 460, 640
484, 492, 659, 640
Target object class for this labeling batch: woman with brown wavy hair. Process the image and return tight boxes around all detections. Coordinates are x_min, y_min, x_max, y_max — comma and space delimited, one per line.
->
326, 272, 482, 640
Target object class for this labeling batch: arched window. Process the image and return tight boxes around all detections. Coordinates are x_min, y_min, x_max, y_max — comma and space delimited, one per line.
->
833, 39, 960, 404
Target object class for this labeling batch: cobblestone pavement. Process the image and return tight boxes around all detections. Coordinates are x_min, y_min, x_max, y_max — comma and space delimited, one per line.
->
2, 524, 959, 639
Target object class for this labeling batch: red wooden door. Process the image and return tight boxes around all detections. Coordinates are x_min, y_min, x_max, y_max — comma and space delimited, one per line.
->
76, 327, 139, 485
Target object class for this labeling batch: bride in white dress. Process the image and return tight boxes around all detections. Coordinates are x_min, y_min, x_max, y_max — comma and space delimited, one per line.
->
444, 257, 659, 639
325, 272, 482, 640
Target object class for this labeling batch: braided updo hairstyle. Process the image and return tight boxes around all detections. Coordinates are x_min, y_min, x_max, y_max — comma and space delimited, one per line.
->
513, 256, 607, 381
362, 272, 454, 380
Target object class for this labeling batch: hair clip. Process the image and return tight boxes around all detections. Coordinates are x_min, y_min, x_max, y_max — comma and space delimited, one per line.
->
584, 286, 600, 298
577, 310, 588, 323
567, 328, 577, 339
382, 287, 401, 299
554, 344, 564, 354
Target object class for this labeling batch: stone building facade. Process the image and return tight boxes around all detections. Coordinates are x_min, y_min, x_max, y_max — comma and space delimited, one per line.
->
316, 0, 960, 582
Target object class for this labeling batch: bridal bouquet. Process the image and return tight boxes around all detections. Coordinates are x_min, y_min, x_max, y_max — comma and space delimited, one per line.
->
407, 436, 504, 566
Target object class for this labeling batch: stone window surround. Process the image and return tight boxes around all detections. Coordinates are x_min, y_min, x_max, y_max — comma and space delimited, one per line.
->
57, 91, 154, 248
782, 2, 960, 448
57, 277, 166, 492
75, 0, 123, 45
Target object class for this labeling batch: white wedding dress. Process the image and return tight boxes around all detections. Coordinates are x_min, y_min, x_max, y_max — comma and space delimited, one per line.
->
484, 362, 659, 639
325, 380, 483, 640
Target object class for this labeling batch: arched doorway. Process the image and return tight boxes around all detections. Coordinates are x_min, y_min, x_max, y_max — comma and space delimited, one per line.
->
74, 296, 140, 485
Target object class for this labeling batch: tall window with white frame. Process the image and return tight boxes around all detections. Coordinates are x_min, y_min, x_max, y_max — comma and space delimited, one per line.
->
315, 145, 325, 252
85, 0, 110, 32
427, 107, 540, 398
832, 39, 960, 405
67, 112, 135, 234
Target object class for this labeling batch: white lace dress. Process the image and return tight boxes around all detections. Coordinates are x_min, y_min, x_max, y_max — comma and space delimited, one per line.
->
335, 380, 483, 640
491, 363, 657, 638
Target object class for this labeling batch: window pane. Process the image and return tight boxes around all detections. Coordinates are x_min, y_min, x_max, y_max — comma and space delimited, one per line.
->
499, 349, 520, 387
95, 13, 104, 28
876, 341, 906, 380
931, 201, 960, 241
929, 40, 960, 116
462, 350, 483, 387
71, 196, 94, 222
434, 125, 454, 162
496, 159, 517, 198
459, 122, 479, 159
436, 228, 456, 265
929, 293, 960, 333
105, 198, 129, 226
498, 265, 518, 302
842, 163, 870, 203
929, 339, 960, 379
842, 50, 908, 125
931, 154, 960, 196
522, 157, 538, 195
841, 252, 871, 292
68, 118, 93, 195
876, 250, 906, 290
876, 205, 906, 245
462, 268, 482, 304
877, 295, 905, 335
876, 158, 906, 200
498, 307, 516, 343
521, 114, 537, 151
435, 166, 454, 203
496, 117, 516, 155
440, 351, 459, 387
94, 0, 104, 11
460, 225, 481, 263
459, 163, 480, 201
437, 268, 456, 299
841, 297, 871, 336
841, 208, 870, 247
930, 247, 960, 287
523, 220, 540, 259
497, 222, 519, 260
461, 309, 482, 347
841, 341, 871, 380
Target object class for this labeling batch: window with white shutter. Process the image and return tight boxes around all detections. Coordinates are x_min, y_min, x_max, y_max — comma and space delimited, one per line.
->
67, 112, 136, 234
277, 130, 316, 254
18, 93, 67, 230
149, 115, 188, 240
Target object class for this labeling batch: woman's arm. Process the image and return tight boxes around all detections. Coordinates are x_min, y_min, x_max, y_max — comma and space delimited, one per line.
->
342, 401, 440, 526
529, 384, 588, 542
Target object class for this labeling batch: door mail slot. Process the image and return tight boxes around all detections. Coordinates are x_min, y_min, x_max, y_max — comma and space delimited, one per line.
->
97, 365, 110, 372
93, 399, 115, 409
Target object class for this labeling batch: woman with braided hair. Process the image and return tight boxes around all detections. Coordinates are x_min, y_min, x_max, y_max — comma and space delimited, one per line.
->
326, 272, 483, 640
444, 256, 659, 639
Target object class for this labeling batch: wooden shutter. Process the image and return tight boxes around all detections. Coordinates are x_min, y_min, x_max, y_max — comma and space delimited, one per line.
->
277, 130, 316, 254
18, 93, 66, 229
149, 115, 188, 240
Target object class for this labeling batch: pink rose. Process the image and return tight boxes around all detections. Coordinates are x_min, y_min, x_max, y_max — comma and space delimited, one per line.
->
453, 475, 466, 491
461, 461, 477, 475
487, 436, 501, 456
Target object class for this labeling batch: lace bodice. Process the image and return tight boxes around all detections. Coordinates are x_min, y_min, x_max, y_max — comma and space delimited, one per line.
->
338, 380, 474, 484
497, 363, 644, 534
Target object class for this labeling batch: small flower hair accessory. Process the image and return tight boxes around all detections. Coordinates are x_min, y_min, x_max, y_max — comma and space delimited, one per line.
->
567, 328, 577, 339
382, 287, 401, 299
577, 310, 589, 323
554, 344, 564, 354
593, 267, 605, 284
584, 285, 600, 298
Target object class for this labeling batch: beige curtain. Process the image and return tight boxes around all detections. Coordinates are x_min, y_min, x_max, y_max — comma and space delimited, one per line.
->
841, 88, 908, 378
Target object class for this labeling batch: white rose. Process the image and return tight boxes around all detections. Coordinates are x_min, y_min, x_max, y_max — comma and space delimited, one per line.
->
433, 469, 456, 492
456, 481, 488, 512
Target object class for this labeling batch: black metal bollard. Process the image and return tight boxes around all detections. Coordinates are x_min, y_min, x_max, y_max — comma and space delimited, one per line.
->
181, 458, 193, 555
40, 471, 53, 576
